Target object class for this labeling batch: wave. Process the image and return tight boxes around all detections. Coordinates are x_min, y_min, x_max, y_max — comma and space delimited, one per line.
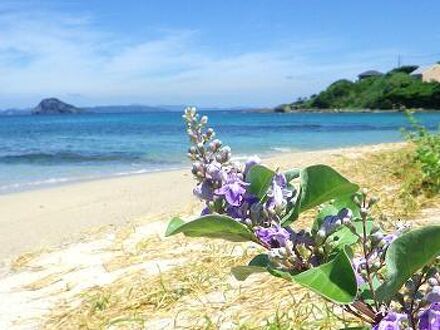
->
270, 147, 291, 152
0, 151, 180, 165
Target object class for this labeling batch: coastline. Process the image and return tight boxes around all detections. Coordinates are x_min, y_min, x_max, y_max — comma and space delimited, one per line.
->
0, 142, 403, 261
251, 108, 440, 113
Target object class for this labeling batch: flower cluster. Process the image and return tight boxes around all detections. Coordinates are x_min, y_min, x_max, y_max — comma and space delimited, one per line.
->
180, 107, 439, 330
184, 107, 317, 271
184, 107, 295, 224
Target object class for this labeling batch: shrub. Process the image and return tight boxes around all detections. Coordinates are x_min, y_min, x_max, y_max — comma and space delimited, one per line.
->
403, 111, 440, 196
166, 108, 440, 329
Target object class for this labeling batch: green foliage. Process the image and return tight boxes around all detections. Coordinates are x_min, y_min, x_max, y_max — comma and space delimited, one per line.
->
233, 250, 358, 304
387, 65, 419, 75
282, 165, 359, 226
298, 165, 359, 212
246, 165, 275, 199
292, 249, 358, 304
403, 112, 440, 196
289, 71, 440, 110
165, 215, 258, 242
376, 225, 440, 301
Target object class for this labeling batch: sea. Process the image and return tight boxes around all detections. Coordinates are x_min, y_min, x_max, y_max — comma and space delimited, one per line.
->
0, 110, 439, 194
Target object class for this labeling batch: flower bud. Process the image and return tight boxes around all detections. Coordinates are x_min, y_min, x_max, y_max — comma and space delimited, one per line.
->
428, 278, 439, 287
200, 115, 208, 125
216, 146, 231, 163
315, 229, 326, 245
369, 196, 379, 205
372, 260, 382, 270
371, 231, 384, 243
360, 207, 369, 217
427, 286, 440, 302
370, 224, 381, 233
206, 128, 215, 137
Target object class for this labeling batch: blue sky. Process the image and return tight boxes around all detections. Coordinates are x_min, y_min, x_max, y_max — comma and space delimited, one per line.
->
1, 0, 440, 108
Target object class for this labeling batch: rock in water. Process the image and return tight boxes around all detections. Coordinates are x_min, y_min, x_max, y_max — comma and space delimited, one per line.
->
32, 98, 83, 115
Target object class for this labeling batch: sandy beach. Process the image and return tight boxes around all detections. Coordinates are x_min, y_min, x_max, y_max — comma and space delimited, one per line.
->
0, 143, 401, 261
2, 141, 439, 329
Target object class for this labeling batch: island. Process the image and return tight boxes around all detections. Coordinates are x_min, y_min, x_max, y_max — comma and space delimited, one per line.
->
275, 63, 440, 112
32, 98, 84, 115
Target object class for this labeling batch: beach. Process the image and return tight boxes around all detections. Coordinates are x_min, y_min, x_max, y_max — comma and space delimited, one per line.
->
1, 141, 439, 329
0, 142, 401, 261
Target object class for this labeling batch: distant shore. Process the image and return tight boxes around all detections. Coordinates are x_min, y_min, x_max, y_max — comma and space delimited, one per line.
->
251, 107, 440, 114
0, 142, 403, 260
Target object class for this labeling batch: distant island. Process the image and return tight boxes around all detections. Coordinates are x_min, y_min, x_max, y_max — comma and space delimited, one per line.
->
32, 98, 84, 115
0, 100, 252, 116
275, 63, 440, 112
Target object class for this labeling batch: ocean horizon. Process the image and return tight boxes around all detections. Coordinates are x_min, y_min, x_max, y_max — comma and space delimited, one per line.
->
1, 110, 439, 194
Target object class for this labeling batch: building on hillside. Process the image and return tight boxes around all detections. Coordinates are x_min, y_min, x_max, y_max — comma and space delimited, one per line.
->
411, 64, 440, 82
357, 70, 384, 80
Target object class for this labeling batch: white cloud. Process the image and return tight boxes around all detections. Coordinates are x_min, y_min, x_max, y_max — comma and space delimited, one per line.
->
0, 5, 398, 108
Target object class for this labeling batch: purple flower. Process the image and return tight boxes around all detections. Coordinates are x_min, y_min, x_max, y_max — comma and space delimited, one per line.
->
419, 302, 440, 330
373, 311, 407, 330
266, 173, 293, 210
193, 181, 214, 201
215, 172, 248, 207
255, 224, 291, 248
427, 286, 440, 303
291, 230, 314, 247
201, 207, 211, 216
205, 161, 226, 181
320, 208, 352, 236
352, 256, 366, 286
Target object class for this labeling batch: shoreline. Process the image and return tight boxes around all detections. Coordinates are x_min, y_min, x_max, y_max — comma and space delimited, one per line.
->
0, 142, 404, 261
253, 108, 440, 114
0, 141, 406, 196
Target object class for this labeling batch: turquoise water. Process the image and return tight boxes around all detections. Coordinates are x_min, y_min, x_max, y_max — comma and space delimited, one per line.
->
0, 111, 439, 193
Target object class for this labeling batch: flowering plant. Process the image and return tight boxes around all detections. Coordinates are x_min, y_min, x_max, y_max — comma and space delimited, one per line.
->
166, 107, 440, 329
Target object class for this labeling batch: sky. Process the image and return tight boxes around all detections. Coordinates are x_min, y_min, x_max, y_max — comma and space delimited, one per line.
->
1, 0, 440, 109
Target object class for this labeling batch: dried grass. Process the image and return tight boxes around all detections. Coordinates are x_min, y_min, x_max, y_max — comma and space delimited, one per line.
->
42, 145, 439, 329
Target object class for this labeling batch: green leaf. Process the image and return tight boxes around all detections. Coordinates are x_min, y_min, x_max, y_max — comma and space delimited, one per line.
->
326, 220, 374, 251
248, 253, 270, 267
232, 265, 266, 281
232, 254, 299, 281
231, 250, 358, 304
246, 165, 275, 199
231, 254, 269, 281
285, 168, 300, 182
299, 165, 359, 212
165, 217, 185, 236
293, 249, 358, 304
376, 225, 440, 301
164, 214, 258, 242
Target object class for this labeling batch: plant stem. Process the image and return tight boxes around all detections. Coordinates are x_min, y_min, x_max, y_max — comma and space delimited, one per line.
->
361, 198, 379, 311
408, 270, 427, 328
